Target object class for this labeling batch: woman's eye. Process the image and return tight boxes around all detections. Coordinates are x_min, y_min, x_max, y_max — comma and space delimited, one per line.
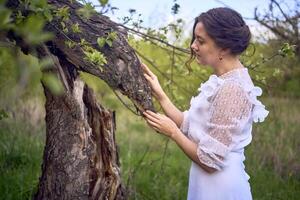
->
197, 39, 204, 45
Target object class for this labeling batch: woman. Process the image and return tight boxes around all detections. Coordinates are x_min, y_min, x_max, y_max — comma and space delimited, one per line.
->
142, 7, 269, 200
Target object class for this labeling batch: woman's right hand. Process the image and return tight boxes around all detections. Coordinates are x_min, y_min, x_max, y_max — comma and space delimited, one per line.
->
141, 63, 166, 101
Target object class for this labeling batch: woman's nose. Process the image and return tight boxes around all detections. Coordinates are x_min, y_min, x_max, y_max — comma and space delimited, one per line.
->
191, 40, 198, 52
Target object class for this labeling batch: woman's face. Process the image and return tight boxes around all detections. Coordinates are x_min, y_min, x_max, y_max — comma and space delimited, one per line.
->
191, 22, 222, 67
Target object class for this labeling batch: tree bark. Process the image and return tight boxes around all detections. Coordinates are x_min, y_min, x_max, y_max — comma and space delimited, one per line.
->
34, 46, 126, 200
44, 0, 155, 112
5, 0, 155, 199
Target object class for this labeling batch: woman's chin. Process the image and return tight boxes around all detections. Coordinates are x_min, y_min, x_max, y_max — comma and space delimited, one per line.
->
196, 57, 204, 65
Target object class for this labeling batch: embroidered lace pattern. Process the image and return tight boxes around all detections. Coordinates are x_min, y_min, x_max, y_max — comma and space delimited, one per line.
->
197, 81, 252, 170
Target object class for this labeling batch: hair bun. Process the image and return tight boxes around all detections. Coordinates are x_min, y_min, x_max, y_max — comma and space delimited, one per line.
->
196, 7, 251, 55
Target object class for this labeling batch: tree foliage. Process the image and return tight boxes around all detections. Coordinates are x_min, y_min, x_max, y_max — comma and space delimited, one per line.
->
0, 0, 298, 119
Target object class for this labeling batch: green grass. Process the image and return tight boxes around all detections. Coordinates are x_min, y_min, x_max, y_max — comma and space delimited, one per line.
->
0, 97, 299, 200
0, 121, 44, 200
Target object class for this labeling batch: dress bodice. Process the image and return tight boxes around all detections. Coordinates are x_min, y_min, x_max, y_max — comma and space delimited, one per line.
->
180, 67, 269, 170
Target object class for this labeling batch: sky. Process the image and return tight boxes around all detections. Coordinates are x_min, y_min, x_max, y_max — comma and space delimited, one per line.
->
90, 0, 295, 41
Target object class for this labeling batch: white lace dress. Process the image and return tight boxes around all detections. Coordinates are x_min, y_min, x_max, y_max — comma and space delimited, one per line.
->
180, 68, 269, 200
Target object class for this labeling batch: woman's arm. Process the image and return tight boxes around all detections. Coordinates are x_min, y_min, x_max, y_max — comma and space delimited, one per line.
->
171, 128, 217, 173
141, 63, 183, 127
157, 93, 184, 128
143, 110, 217, 173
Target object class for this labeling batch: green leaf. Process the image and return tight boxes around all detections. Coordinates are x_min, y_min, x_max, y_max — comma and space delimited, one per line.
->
55, 6, 70, 21
0, 7, 12, 28
272, 68, 281, 77
42, 73, 64, 95
97, 37, 106, 48
16, 14, 53, 45
80, 38, 89, 46
65, 40, 76, 48
279, 43, 296, 58
106, 39, 112, 47
0, 109, 9, 120
60, 21, 66, 29
63, 27, 68, 33
39, 57, 54, 70
83, 47, 107, 67
43, 9, 53, 22
28, 0, 48, 11
105, 31, 117, 47
71, 23, 81, 33
99, 0, 109, 6
107, 31, 117, 41
76, 2, 96, 20
15, 11, 25, 24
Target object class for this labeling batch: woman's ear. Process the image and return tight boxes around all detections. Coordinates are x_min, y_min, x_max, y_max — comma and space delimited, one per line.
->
218, 48, 231, 60
221, 48, 231, 56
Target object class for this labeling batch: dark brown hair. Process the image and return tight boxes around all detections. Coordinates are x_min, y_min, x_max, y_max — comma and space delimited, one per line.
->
186, 7, 251, 67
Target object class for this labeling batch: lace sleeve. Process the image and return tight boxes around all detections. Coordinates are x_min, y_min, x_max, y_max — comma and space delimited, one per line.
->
197, 82, 252, 170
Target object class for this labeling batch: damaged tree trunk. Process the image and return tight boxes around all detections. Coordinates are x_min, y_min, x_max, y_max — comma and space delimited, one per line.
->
5, 0, 155, 199
34, 47, 125, 199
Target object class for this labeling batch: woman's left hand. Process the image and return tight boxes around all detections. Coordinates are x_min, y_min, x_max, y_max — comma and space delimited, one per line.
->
143, 110, 179, 138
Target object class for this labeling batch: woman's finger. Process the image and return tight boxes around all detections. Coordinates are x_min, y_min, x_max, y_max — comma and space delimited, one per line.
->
146, 118, 160, 129
141, 63, 155, 78
143, 111, 160, 123
147, 122, 160, 132
145, 110, 161, 120
144, 73, 153, 81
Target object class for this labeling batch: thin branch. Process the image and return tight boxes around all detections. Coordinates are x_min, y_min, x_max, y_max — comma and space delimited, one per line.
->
112, 90, 141, 116
146, 38, 187, 57
254, 8, 290, 40
271, 0, 296, 29
247, 52, 282, 70
135, 49, 195, 96
115, 23, 190, 55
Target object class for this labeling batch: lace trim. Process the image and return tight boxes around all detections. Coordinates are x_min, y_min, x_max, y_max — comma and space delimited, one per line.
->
218, 67, 248, 80
198, 132, 230, 157
196, 146, 222, 170
197, 70, 269, 123
247, 86, 269, 122
198, 74, 225, 98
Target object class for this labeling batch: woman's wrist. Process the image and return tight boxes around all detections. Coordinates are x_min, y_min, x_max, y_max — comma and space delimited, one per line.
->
157, 92, 169, 104
170, 128, 182, 141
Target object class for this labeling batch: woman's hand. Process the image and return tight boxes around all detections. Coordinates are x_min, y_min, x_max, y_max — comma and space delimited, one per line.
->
141, 63, 166, 101
143, 110, 180, 138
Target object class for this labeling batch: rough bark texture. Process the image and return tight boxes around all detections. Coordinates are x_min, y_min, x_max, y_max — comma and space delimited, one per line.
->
45, 0, 155, 112
5, 0, 155, 199
33, 46, 126, 200
6, 0, 154, 112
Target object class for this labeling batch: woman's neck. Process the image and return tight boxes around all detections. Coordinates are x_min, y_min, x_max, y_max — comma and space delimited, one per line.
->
213, 58, 243, 77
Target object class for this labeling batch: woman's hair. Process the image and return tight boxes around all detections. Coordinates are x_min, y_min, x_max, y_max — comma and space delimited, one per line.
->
186, 7, 251, 67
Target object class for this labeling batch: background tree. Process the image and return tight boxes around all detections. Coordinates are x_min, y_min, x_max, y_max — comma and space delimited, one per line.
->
254, 0, 299, 58
253, 0, 300, 97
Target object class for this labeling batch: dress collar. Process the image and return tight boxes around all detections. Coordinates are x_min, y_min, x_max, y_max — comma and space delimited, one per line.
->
217, 67, 248, 80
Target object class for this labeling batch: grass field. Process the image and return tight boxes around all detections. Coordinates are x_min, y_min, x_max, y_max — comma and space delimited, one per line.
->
0, 97, 299, 200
